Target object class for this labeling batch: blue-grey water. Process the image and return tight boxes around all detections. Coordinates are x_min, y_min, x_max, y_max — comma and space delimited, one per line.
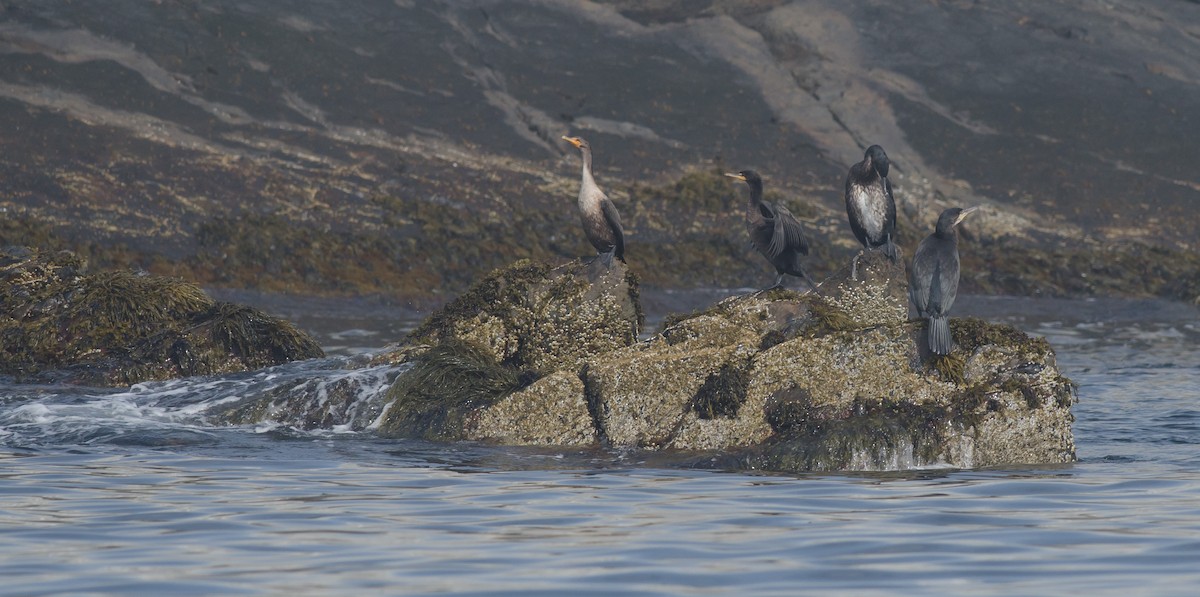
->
2, 295, 1198, 596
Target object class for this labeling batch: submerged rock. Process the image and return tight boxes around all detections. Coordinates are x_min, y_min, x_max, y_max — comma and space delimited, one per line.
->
0, 247, 324, 385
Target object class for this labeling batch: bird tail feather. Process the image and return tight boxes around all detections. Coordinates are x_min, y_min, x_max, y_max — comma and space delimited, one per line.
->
883, 236, 899, 263
928, 316, 952, 355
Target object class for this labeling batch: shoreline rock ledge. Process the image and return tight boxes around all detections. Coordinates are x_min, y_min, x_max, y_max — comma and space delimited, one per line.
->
361, 252, 1076, 472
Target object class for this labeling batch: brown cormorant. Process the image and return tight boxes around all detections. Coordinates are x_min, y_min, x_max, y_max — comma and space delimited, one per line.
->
909, 206, 978, 355
725, 170, 815, 291
845, 145, 898, 276
563, 135, 625, 265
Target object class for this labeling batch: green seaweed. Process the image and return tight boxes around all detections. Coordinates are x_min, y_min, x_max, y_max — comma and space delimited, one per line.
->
931, 351, 967, 385
690, 360, 751, 419
380, 339, 523, 440
800, 295, 857, 337
753, 391, 961, 472
949, 317, 1051, 357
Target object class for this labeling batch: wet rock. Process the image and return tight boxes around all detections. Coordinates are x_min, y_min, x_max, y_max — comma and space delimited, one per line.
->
377, 258, 642, 374
585, 340, 760, 449
373, 258, 641, 441
0, 246, 324, 386
464, 369, 597, 446
817, 249, 909, 327
211, 360, 400, 432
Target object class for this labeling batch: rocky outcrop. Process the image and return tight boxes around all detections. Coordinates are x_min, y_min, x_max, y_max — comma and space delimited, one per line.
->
0, 246, 324, 385
371, 258, 642, 439
378, 258, 642, 375
245, 251, 1072, 472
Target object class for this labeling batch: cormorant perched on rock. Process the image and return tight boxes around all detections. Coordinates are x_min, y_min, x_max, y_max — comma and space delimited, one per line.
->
725, 170, 814, 291
909, 206, 978, 355
563, 135, 625, 265
845, 145, 898, 277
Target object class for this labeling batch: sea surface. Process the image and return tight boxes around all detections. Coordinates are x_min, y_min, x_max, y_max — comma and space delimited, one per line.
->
1, 294, 1198, 596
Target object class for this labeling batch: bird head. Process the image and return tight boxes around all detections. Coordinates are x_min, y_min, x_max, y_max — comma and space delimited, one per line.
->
935, 206, 979, 236
724, 170, 761, 185
864, 145, 890, 178
562, 135, 589, 151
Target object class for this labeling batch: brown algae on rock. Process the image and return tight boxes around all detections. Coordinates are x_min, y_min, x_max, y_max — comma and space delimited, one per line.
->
0, 246, 323, 385
379, 339, 526, 441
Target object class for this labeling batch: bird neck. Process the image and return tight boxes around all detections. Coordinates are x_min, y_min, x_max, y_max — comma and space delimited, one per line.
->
745, 179, 764, 210
579, 148, 596, 188
855, 162, 879, 186
933, 226, 958, 242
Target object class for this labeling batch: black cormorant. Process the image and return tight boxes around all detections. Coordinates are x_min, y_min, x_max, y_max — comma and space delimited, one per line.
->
563, 135, 625, 265
909, 206, 978, 355
845, 145, 898, 276
725, 170, 814, 291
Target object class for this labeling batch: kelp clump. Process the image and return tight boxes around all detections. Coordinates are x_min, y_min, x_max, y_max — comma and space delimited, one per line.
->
378, 339, 528, 440
0, 246, 323, 385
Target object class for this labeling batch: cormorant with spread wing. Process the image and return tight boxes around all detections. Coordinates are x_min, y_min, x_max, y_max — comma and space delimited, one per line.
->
725, 169, 814, 291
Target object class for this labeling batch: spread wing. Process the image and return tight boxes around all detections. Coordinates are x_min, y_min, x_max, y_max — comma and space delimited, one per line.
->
768, 203, 810, 258
601, 197, 625, 262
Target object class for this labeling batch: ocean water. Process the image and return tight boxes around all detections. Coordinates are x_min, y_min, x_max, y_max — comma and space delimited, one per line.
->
1, 295, 1198, 596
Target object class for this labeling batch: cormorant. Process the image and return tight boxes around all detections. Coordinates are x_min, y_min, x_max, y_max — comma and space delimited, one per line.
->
909, 206, 978, 355
725, 170, 815, 291
563, 135, 625, 265
845, 145, 898, 277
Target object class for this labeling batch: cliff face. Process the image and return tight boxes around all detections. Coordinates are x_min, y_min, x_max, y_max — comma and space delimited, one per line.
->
0, 1, 1196, 302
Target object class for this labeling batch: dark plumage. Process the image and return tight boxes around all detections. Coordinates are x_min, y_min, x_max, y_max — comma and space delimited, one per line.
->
725, 170, 814, 291
563, 135, 625, 265
845, 145, 899, 265
909, 206, 978, 355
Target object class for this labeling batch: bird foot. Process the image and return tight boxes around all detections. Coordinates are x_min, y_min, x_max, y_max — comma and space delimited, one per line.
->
588, 251, 617, 269
749, 285, 780, 298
